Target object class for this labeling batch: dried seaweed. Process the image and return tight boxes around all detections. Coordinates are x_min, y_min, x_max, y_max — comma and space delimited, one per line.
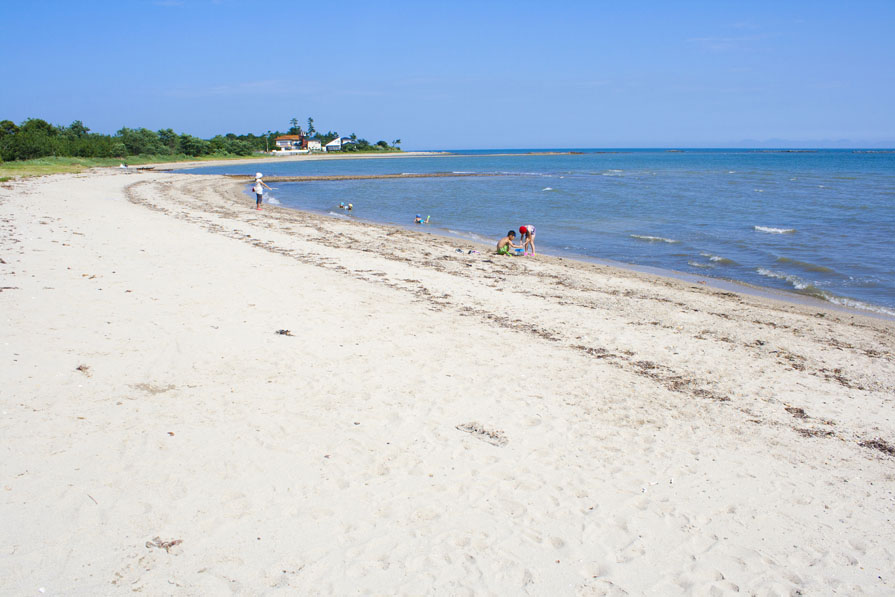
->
145, 536, 182, 552
456, 421, 508, 447
859, 438, 895, 457
785, 406, 809, 419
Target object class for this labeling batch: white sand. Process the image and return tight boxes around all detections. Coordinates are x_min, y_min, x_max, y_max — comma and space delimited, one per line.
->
1, 170, 893, 595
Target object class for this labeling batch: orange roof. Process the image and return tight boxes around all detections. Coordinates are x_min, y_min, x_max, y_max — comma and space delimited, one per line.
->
275, 134, 304, 140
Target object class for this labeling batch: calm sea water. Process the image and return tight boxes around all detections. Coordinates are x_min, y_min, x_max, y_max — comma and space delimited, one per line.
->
182, 149, 895, 316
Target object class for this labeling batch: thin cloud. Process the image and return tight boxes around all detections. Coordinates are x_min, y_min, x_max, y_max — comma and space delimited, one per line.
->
164, 80, 305, 98
162, 79, 389, 99
686, 35, 767, 52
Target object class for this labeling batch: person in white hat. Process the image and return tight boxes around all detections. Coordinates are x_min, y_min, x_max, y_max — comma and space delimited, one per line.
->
252, 172, 271, 210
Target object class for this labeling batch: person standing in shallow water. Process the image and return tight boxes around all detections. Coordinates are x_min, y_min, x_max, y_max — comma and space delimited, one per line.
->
253, 172, 272, 210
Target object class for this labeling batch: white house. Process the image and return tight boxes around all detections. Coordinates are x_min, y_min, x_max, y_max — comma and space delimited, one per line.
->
325, 137, 356, 152
307, 139, 322, 152
274, 134, 305, 150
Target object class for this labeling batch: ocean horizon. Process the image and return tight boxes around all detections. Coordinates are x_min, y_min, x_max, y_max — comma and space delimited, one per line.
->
181, 148, 895, 317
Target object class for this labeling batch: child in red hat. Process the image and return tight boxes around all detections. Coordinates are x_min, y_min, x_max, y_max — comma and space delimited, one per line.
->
519, 225, 536, 255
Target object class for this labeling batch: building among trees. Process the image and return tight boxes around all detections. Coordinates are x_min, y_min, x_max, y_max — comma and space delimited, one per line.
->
274, 134, 306, 151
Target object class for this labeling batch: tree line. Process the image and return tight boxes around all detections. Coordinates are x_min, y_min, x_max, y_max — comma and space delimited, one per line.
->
0, 117, 401, 162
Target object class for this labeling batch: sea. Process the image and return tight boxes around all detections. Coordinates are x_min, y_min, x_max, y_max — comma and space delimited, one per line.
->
180, 149, 895, 317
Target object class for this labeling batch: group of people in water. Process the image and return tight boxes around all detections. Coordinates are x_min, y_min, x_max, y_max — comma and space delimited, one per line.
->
497, 225, 536, 256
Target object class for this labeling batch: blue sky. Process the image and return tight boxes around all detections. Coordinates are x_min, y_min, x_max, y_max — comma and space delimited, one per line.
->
2, 0, 893, 149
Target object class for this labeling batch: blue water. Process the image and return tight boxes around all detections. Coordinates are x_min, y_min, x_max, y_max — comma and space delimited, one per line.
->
181, 149, 895, 316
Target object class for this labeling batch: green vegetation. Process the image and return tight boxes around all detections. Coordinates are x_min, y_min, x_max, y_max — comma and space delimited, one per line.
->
0, 118, 266, 163
0, 157, 123, 178
0, 116, 402, 178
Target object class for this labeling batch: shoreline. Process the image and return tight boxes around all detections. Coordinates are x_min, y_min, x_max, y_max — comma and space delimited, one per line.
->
171, 150, 895, 321
542, 248, 895, 321
225, 176, 895, 321
128, 149, 627, 175
215, 168, 894, 334
138, 150, 449, 171
3, 170, 893, 594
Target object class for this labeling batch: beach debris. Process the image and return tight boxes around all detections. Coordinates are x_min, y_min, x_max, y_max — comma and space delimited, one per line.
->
785, 406, 809, 419
456, 421, 508, 447
145, 536, 182, 553
641, 480, 661, 493
76, 364, 92, 377
795, 428, 834, 439
859, 438, 895, 457
132, 382, 175, 394
275, 329, 294, 336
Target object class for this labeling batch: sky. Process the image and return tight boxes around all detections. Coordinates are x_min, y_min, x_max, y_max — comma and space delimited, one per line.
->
2, 0, 894, 149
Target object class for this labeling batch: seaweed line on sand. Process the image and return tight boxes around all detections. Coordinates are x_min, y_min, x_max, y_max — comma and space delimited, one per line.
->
456, 422, 508, 447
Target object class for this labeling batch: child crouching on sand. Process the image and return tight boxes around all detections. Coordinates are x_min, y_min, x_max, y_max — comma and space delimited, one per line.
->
497, 230, 522, 255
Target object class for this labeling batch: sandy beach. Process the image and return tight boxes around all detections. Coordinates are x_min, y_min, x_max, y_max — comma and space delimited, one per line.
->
1, 168, 894, 595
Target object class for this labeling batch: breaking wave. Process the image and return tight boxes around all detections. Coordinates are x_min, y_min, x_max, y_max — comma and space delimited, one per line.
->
756, 268, 895, 316
757, 268, 812, 290
630, 234, 679, 244
700, 252, 736, 265
823, 295, 895, 317
754, 226, 796, 234
775, 257, 834, 274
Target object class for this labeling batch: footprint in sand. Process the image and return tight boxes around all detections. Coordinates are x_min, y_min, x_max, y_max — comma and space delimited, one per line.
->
576, 578, 629, 596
